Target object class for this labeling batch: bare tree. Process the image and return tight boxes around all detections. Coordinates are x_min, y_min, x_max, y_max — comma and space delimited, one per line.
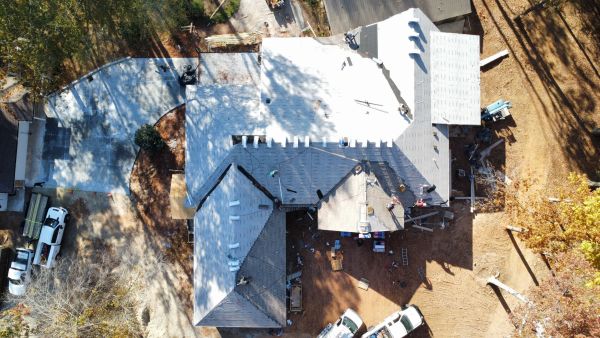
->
8, 255, 143, 337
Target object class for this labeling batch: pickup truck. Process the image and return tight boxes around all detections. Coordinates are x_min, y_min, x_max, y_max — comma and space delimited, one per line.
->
361, 305, 424, 338
33, 207, 68, 268
8, 248, 34, 296
318, 308, 363, 338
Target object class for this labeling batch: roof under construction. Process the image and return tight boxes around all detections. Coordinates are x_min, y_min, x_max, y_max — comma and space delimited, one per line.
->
318, 161, 405, 233
189, 8, 481, 328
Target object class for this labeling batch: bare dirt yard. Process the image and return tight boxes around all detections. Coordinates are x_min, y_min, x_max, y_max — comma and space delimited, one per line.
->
283, 207, 550, 338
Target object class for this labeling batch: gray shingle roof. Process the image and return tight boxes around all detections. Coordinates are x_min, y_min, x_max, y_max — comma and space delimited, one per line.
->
185, 9, 480, 211
323, 0, 472, 35
193, 165, 285, 327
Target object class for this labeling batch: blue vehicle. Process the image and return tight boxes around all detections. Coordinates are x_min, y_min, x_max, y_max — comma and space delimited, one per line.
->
481, 99, 512, 122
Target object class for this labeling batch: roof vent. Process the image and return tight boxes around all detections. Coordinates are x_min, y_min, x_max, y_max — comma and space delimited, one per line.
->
408, 32, 420, 41
409, 49, 421, 57
229, 200, 240, 207
229, 266, 240, 272
229, 215, 240, 221
228, 243, 240, 249
265, 97, 271, 104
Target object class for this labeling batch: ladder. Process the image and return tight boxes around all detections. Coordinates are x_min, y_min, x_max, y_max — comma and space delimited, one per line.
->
401, 248, 408, 266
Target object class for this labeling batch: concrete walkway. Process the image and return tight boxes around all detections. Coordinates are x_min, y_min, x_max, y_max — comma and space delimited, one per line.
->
40, 58, 195, 193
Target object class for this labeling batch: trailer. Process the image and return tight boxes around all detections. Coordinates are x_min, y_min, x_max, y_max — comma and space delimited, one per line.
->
481, 99, 512, 122
23, 193, 48, 239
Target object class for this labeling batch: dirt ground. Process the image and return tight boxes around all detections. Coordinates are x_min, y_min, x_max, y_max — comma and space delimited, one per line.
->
283, 206, 550, 338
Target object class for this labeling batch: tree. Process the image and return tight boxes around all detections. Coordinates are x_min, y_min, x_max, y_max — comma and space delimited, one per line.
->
0, 0, 189, 97
511, 251, 600, 337
8, 256, 142, 337
496, 173, 600, 336
134, 124, 165, 153
0, 0, 85, 96
502, 174, 600, 271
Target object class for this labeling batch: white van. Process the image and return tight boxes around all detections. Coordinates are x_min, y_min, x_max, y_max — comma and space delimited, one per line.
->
361, 305, 424, 338
318, 308, 363, 338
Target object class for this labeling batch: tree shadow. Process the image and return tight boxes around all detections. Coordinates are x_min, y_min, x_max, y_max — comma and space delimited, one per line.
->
506, 230, 539, 286
483, 0, 600, 181
488, 284, 512, 314
465, 0, 486, 52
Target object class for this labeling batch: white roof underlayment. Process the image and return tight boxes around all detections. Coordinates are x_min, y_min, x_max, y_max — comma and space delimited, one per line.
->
186, 9, 481, 210
259, 37, 411, 143
430, 32, 481, 125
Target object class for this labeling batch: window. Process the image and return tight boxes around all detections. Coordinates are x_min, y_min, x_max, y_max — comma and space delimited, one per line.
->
51, 228, 60, 243
342, 317, 359, 333
400, 314, 415, 331
44, 218, 59, 228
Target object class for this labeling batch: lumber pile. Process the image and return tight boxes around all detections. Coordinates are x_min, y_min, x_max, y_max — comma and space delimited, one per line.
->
205, 32, 261, 50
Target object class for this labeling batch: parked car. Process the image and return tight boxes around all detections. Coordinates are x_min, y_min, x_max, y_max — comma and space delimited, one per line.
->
318, 308, 363, 338
361, 305, 424, 338
33, 207, 68, 268
7, 248, 34, 296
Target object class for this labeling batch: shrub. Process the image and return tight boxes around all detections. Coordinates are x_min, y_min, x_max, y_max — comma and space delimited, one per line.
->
210, 0, 240, 23
134, 124, 165, 153
188, 0, 204, 20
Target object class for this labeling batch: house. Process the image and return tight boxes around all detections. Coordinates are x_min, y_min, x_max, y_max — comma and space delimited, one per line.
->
0, 93, 35, 211
322, 0, 473, 35
186, 8, 480, 327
